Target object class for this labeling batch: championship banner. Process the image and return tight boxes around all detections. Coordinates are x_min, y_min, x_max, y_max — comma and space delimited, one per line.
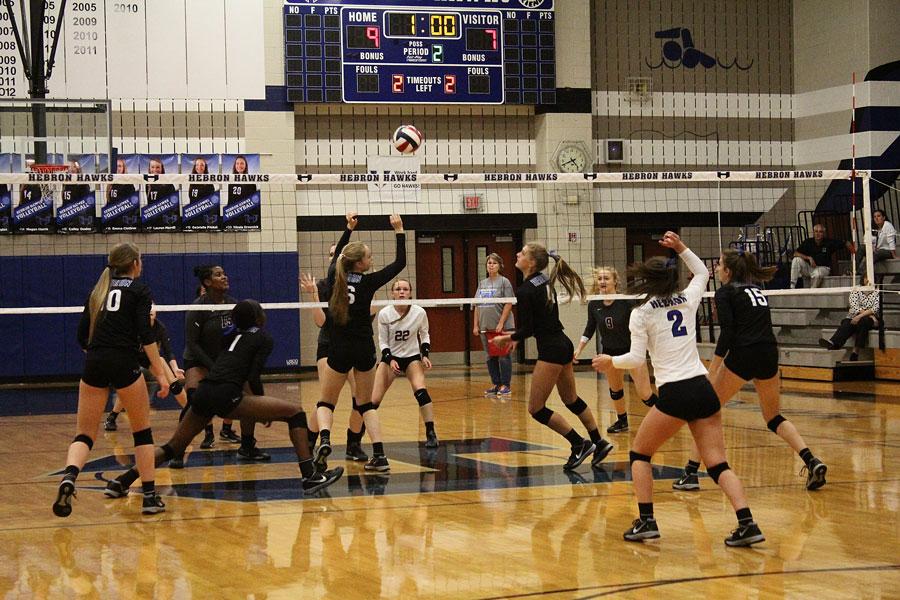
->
182, 154, 221, 231
222, 154, 261, 231
366, 155, 421, 203
102, 154, 141, 233
57, 155, 98, 234
141, 154, 181, 233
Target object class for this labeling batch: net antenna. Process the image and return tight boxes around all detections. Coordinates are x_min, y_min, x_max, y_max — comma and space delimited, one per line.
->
1, 0, 70, 164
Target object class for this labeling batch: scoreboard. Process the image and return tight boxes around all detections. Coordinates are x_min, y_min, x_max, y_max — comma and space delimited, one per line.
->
283, 0, 555, 105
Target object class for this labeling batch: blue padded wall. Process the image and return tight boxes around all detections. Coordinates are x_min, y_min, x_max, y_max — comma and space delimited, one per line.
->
0, 252, 299, 379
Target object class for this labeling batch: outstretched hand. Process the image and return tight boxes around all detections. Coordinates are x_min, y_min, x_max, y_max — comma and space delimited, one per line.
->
300, 272, 318, 294
346, 212, 359, 231
659, 230, 687, 253
390, 214, 404, 232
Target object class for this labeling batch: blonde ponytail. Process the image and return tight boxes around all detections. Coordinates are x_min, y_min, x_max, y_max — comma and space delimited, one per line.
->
87, 243, 140, 343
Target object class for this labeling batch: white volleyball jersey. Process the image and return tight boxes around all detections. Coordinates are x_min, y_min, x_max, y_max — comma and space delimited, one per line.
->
612, 249, 709, 387
378, 304, 430, 358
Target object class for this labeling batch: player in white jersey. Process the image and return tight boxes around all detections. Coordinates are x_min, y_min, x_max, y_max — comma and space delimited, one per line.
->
592, 232, 764, 547
372, 279, 439, 448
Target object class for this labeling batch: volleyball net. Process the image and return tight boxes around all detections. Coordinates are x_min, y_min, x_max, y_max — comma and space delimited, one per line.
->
0, 167, 892, 375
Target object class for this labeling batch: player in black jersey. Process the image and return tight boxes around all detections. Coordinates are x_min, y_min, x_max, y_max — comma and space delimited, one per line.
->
493, 244, 614, 471
573, 266, 656, 434
104, 300, 344, 500
104, 304, 188, 431
673, 249, 827, 492
53, 243, 170, 517
187, 156, 216, 206
314, 214, 406, 473
182, 265, 246, 453
305, 215, 368, 463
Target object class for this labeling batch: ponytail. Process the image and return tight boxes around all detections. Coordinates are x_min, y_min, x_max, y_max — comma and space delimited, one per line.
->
720, 249, 777, 284
626, 256, 680, 305
329, 241, 366, 326
524, 243, 586, 305
88, 242, 141, 343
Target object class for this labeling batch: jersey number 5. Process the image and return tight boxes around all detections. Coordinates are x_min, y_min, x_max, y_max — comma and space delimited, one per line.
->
667, 309, 687, 337
744, 288, 768, 307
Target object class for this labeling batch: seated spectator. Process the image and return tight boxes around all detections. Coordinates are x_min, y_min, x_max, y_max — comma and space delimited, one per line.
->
818, 277, 879, 361
857, 209, 896, 279
790, 224, 851, 288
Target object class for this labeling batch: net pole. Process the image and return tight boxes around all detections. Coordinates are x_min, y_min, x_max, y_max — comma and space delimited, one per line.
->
850, 72, 858, 282
716, 180, 723, 253
862, 171, 874, 286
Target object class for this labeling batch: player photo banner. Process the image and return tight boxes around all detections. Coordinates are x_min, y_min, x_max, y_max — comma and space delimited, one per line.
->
182, 154, 221, 231
222, 154, 261, 231
56, 185, 96, 233
102, 154, 142, 233
0, 184, 11, 234
141, 155, 181, 233
12, 186, 54, 234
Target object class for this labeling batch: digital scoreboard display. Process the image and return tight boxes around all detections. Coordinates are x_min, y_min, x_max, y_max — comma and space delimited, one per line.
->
284, 0, 555, 105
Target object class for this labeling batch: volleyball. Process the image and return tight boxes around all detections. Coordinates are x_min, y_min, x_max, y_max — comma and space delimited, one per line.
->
392, 124, 424, 154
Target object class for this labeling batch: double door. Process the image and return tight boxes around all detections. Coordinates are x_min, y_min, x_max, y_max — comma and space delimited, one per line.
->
415, 231, 519, 357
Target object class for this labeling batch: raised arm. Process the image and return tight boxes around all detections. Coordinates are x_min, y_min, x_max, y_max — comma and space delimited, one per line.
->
326, 212, 359, 282
368, 215, 407, 288
300, 273, 326, 328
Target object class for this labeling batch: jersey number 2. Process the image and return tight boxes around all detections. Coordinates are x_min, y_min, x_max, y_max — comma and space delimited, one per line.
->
667, 309, 687, 337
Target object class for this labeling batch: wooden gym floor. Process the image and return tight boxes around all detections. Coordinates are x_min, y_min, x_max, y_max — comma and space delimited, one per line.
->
2, 367, 898, 598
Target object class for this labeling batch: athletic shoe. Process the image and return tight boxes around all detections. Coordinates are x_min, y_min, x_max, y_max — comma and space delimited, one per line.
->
724, 522, 765, 547
103, 479, 128, 499
104, 413, 118, 432
364, 455, 391, 472
168, 457, 185, 469
484, 386, 499, 398
563, 439, 596, 471
237, 446, 271, 461
52, 480, 76, 517
302, 466, 344, 495
606, 420, 629, 433
497, 385, 511, 397
623, 517, 660, 542
425, 430, 439, 448
802, 458, 828, 491
672, 472, 700, 491
591, 440, 614, 468
345, 442, 369, 462
200, 430, 216, 449
141, 494, 166, 515
219, 428, 241, 443
314, 440, 332, 475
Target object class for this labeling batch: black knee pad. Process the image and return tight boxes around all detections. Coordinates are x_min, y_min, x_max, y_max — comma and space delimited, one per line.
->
629, 451, 651, 464
642, 393, 658, 408
316, 401, 335, 412
767, 414, 787, 433
356, 402, 376, 414
530, 406, 554, 425
161, 444, 175, 462
73, 434, 94, 450
565, 397, 588, 415
287, 411, 308, 430
132, 428, 153, 447
609, 388, 625, 400
414, 389, 432, 407
707, 461, 730, 484
169, 380, 184, 396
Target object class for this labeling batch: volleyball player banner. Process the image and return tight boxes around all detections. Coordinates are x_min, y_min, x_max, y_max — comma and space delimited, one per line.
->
12, 183, 54, 234
222, 154, 262, 231
182, 154, 222, 232
141, 154, 182, 233
56, 154, 98, 234
102, 154, 141, 233
366, 155, 422, 203
0, 154, 13, 234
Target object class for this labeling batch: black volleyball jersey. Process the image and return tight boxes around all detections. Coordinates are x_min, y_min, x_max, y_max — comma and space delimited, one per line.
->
188, 184, 216, 200
316, 228, 353, 345
325, 232, 406, 342
147, 184, 178, 201
138, 319, 174, 368
714, 283, 777, 357
582, 299, 633, 350
184, 294, 237, 368
77, 277, 155, 353
108, 184, 136, 201
511, 272, 565, 344
205, 327, 273, 395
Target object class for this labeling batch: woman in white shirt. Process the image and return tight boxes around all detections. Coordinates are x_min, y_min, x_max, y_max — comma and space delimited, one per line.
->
372, 279, 439, 448
592, 231, 764, 547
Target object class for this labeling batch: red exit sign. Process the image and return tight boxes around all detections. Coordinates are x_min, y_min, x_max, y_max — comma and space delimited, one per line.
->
463, 194, 482, 210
